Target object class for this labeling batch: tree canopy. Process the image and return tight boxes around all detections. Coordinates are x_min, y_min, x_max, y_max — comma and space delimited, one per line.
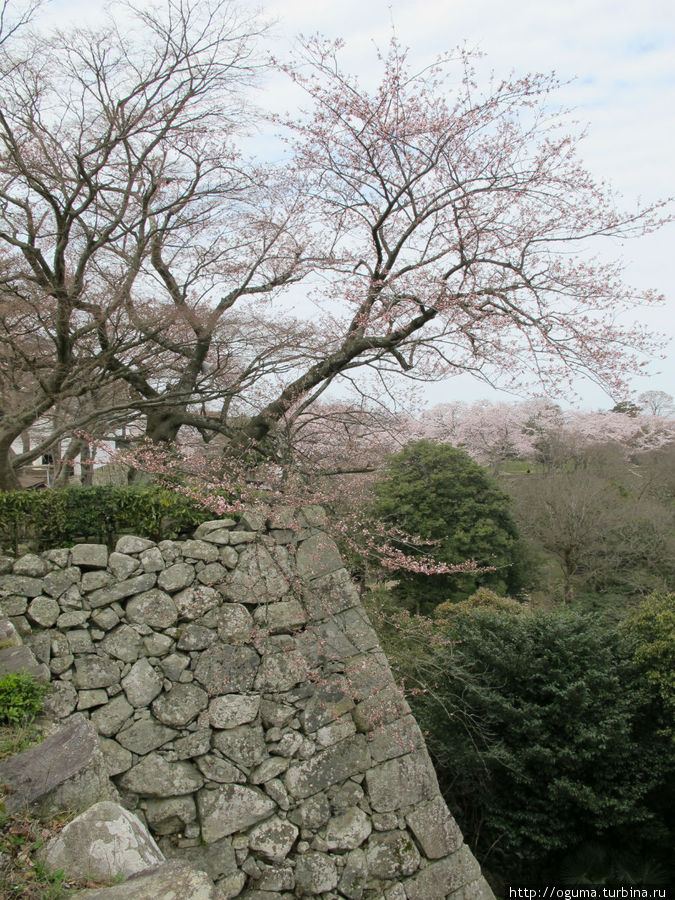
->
0, 0, 670, 488
372, 439, 524, 609
377, 597, 673, 884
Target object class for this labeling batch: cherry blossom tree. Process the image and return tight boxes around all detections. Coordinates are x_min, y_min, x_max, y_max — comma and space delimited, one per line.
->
419, 400, 547, 473
417, 400, 675, 474
0, 0, 268, 487
564, 409, 675, 459
1, 7, 671, 489
237, 37, 668, 455
108, 34, 673, 469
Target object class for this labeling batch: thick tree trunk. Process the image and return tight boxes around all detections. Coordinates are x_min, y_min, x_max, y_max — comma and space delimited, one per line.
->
145, 409, 184, 444
80, 443, 94, 486
53, 438, 84, 488
0, 439, 20, 490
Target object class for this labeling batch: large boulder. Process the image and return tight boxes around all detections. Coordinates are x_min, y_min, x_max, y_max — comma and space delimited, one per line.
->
39, 801, 164, 880
72, 859, 222, 899
0, 715, 115, 818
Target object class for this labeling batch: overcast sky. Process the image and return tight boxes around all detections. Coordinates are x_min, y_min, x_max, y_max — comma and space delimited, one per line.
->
49, 0, 675, 409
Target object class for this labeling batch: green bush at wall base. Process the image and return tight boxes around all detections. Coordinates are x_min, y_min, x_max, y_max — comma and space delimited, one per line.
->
0, 486, 221, 552
0, 671, 49, 725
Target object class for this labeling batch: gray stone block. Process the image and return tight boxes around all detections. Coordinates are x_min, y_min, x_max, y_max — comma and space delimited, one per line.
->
208, 693, 260, 729
26, 595, 60, 627
0, 617, 21, 648
88, 573, 157, 607
115, 536, 156, 555
194, 519, 237, 539
122, 658, 163, 707
43, 680, 78, 718
81, 570, 114, 593
98, 737, 133, 776
284, 735, 371, 799
405, 796, 464, 859
12, 554, 49, 578
139, 547, 165, 572
248, 815, 298, 863
255, 598, 306, 635
177, 623, 216, 651
302, 568, 360, 621
196, 563, 229, 586
197, 783, 275, 842
196, 754, 246, 784
77, 689, 108, 710
227, 530, 256, 545
367, 715, 425, 763
0, 644, 49, 681
365, 829, 421, 878
161, 835, 238, 884
180, 539, 220, 562
193, 644, 260, 694
145, 794, 198, 835
71, 544, 109, 569
296, 533, 344, 582
403, 845, 484, 900
151, 682, 209, 727
42, 567, 80, 598
0, 574, 45, 598
326, 806, 372, 850
100, 624, 144, 663
90, 693, 134, 737
108, 552, 141, 581
126, 588, 179, 629
222, 545, 290, 604
0, 596, 27, 616
118, 753, 204, 797
200, 603, 253, 643
173, 728, 212, 760
352, 685, 411, 733
254, 649, 309, 692
66, 628, 95, 654
301, 675, 355, 733
365, 751, 439, 813
212, 724, 268, 768
339, 847, 367, 900
73, 655, 121, 689
115, 718, 178, 755
158, 563, 195, 593
295, 851, 338, 894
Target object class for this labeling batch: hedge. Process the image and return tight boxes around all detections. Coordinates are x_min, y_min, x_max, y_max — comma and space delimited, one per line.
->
0, 486, 222, 553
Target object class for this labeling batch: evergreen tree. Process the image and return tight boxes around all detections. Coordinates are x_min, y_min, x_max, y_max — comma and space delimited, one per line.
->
373, 440, 524, 611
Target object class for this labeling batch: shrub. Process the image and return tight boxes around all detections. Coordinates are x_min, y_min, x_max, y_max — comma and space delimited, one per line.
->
376, 599, 672, 883
622, 591, 675, 743
0, 485, 221, 552
0, 671, 49, 725
372, 440, 526, 611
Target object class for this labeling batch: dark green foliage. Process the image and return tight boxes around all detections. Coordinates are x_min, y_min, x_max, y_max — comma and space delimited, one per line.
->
380, 600, 673, 883
611, 400, 642, 417
373, 440, 525, 611
622, 591, 675, 743
0, 671, 49, 725
0, 485, 220, 552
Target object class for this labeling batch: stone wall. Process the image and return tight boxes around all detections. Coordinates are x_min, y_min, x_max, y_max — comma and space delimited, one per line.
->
0, 507, 494, 900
